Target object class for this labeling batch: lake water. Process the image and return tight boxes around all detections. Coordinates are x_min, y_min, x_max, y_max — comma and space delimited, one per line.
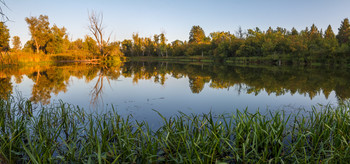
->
1, 61, 348, 126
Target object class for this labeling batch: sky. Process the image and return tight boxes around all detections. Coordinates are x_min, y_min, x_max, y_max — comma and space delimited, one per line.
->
4, 0, 350, 46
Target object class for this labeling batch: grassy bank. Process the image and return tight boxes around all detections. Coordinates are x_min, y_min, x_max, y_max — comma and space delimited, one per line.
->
127, 55, 350, 67
1, 97, 350, 163
128, 56, 215, 63
0, 52, 127, 68
225, 55, 350, 66
0, 52, 102, 66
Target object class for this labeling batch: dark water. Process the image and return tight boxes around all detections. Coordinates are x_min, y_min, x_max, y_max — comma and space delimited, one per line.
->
1, 61, 348, 125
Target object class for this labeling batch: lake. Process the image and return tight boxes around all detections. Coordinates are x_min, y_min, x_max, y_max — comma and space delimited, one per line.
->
1, 61, 347, 126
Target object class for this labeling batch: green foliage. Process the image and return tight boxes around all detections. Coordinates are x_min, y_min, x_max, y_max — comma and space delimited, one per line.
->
1, 97, 350, 163
11, 36, 21, 51
336, 18, 350, 45
189, 25, 206, 44
104, 41, 123, 57
45, 25, 68, 54
25, 15, 68, 54
120, 19, 350, 62
12, 16, 350, 62
25, 15, 51, 53
84, 35, 99, 55
0, 22, 9, 51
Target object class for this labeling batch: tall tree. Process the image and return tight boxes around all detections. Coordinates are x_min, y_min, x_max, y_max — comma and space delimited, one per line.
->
324, 25, 335, 39
189, 25, 205, 44
0, 22, 9, 51
309, 24, 321, 39
159, 33, 167, 56
25, 15, 51, 53
45, 25, 67, 54
12, 36, 21, 51
323, 25, 338, 55
291, 27, 298, 36
88, 11, 110, 57
121, 39, 132, 56
336, 18, 350, 44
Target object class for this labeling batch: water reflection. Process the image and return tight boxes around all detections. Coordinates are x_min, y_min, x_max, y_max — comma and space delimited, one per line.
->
122, 62, 350, 102
0, 61, 349, 105
90, 63, 122, 106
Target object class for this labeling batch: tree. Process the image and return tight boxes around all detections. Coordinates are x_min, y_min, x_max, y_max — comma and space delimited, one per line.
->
323, 25, 338, 55
84, 35, 99, 55
159, 33, 167, 56
12, 36, 21, 51
336, 18, 350, 44
324, 25, 335, 39
45, 25, 67, 54
121, 39, 132, 56
88, 11, 110, 57
0, 22, 9, 51
291, 27, 298, 36
309, 24, 321, 39
189, 25, 206, 44
25, 15, 51, 53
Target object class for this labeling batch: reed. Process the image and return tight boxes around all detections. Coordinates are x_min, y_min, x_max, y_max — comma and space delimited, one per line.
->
0, 96, 349, 163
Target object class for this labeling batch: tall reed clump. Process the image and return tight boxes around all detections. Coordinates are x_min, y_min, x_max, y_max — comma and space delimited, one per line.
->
0, 96, 350, 163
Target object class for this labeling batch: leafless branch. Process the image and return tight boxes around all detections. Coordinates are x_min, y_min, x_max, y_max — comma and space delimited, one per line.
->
0, 0, 9, 22
88, 10, 111, 57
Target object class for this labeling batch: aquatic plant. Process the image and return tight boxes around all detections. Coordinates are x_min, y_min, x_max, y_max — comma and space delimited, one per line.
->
0, 97, 349, 163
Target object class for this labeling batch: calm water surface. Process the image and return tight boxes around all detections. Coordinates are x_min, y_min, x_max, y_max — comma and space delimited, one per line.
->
1, 61, 348, 125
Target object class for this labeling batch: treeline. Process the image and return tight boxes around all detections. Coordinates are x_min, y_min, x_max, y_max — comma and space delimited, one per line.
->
5, 14, 123, 59
119, 19, 350, 59
2, 15, 350, 60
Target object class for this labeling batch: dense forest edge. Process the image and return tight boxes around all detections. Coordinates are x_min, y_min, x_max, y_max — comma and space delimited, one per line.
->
0, 14, 350, 66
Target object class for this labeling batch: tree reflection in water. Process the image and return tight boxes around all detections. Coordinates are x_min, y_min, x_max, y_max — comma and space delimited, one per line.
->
0, 61, 350, 104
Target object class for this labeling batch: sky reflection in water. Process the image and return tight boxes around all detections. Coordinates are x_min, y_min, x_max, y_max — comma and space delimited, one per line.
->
4, 62, 343, 125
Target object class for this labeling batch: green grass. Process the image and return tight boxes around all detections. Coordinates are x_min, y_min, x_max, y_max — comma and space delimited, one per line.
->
1, 96, 350, 163
128, 56, 215, 63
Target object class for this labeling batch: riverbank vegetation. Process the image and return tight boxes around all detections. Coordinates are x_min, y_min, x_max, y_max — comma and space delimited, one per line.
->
1, 14, 350, 65
0, 97, 349, 163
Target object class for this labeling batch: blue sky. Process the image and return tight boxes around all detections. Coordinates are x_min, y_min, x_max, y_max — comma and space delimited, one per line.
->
4, 0, 350, 46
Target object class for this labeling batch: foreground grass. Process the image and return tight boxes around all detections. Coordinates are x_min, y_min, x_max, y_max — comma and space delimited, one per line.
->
1, 98, 350, 163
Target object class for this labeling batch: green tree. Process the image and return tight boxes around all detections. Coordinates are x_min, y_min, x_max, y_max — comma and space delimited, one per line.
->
121, 39, 132, 56
189, 25, 206, 44
25, 15, 51, 53
171, 40, 185, 56
323, 25, 338, 55
22, 40, 35, 53
45, 25, 67, 54
132, 33, 142, 56
290, 27, 298, 36
336, 18, 350, 44
325, 25, 335, 39
84, 35, 99, 55
12, 36, 21, 51
0, 22, 9, 51
159, 33, 167, 56
69, 39, 84, 51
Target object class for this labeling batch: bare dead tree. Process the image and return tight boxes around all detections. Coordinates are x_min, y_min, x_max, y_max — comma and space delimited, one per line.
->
90, 65, 111, 107
0, 0, 9, 22
88, 11, 111, 57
